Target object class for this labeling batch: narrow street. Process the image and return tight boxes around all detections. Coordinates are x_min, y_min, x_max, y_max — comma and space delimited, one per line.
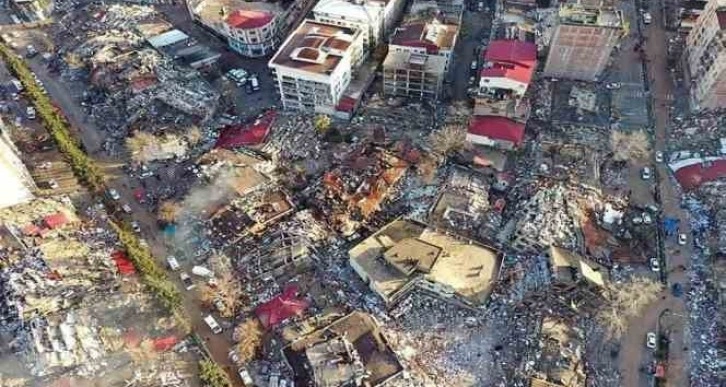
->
618, 2, 690, 386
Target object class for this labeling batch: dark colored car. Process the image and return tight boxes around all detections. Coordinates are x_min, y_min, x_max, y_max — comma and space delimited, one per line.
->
671, 283, 683, 297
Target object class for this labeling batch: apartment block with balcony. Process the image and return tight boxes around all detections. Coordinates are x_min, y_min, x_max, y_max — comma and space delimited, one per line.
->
382, 11, 460, 101
684, 0, 726, 110
543, 3, 624, 81
268, 20, 364, 114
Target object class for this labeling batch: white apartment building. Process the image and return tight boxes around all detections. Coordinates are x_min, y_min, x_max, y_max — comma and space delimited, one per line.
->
312, 0, 407, 50
0, 119, 34, 209
684, 0, 726, 110
269, 20, 364, 114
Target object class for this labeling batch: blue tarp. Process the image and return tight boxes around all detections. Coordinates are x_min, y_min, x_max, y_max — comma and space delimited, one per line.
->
663, 217, 679, 235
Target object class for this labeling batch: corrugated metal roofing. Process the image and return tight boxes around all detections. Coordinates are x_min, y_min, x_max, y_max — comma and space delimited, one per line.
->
147, 29, 189, 49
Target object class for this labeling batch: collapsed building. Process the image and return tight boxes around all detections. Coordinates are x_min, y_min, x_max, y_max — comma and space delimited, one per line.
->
529, 317, 586, 387
428, 167, 503, 241
349, 219, 502, 307
282, 311, 403, 387
312, 144, 409, 235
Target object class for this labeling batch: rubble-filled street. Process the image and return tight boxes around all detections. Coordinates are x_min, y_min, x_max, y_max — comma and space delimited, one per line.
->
1, 0, 724, 387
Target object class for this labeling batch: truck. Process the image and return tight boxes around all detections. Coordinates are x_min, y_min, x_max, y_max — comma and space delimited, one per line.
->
204, 315, 223, 334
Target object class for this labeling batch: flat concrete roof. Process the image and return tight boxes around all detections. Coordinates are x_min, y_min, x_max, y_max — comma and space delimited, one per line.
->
350, 219, 501, 304
270, 20, 359, 76
383, 50, 447, 73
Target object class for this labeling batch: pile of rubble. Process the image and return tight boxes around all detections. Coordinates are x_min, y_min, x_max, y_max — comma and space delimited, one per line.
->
668, 108, 726, 155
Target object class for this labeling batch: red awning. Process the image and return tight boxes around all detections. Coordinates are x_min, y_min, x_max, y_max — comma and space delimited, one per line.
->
215, 110, 276, 149
255, 284, 309, 329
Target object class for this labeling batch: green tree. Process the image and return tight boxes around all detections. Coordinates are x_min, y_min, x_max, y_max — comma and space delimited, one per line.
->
199, 360, 232, 387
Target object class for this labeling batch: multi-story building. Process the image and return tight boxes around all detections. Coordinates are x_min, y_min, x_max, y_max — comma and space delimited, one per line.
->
312, 0, 407, 51
189, 0, 307, 57
268, 20, 364, 114
383, 13, 460, 100
543, 3, 624, 81
684, 0, 726, 110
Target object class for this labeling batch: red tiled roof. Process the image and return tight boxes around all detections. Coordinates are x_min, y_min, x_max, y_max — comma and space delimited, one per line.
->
215, 110, 276, 149
255, 284, 309, 329
226, 10, 274, 30
468, 116, 526, 146
673, 159, 726, 190
336, 96, 357, 112
481, 40, 537, 84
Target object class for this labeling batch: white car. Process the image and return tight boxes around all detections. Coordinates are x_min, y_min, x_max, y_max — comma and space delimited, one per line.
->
238, 368, 254, 385
678, 233, 687, 245
649, 257, 660, 272
642, 212, 653, 225
166, 255, 180, 271
47, 179, 59, 189
121, 204, 132, 213
108, 189, 120, 200
641, 166, 653, 180
26, 106, 36, 120
131, 221, 141, 233
655, 151, 664, 163
646, 332, 657, 349
180, 272, 195, 291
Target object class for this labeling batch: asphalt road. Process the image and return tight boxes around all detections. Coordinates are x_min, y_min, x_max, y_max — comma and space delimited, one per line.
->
0, 25, 244, 385
618, 2, 691, 386
449, 8, 492, 101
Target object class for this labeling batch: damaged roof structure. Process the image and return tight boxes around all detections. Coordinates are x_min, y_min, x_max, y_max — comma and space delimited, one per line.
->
349, 219, 502, 307
282, 311, 403, 387
530, 317, 586, 387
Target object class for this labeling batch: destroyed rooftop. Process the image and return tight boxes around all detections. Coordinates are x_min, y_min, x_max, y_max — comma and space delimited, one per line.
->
349, 219, 501, 304
270, 20, 360, 76
558, 3, 624, 27
531, 317, 586, 387
283, 312, 403, 387
391, 19, 459, 52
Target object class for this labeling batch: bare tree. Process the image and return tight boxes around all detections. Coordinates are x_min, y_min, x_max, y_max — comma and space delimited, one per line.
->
126, 132, 157, 163
186, 125, 203, 147
429, 124, 468, 155
610, 130, 650, 162
157, 200, 182, 224
233, 319, 264, 363
597, 276, 663, 339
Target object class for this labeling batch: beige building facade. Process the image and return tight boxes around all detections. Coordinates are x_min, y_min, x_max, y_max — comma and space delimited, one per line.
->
684, 0, 726, 110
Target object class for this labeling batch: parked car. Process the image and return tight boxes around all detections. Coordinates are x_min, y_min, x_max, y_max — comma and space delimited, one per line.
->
47, 179, 59, 189
642, 212, 653, 225
250, 75, 260, 92
131, 221, 141, 233
121, 204, 132, 213
180, 272, 195, 291
646, 332, 657, 349
26, 45, 38, 58
26, 106, 36, 120
655, 151, 664, 163
643, 12, 652, 25
238, 368, 254, 386
107, 188, 121, 200
204, 314, 222, 334
167, 255, 180, 271
641, 166, 653, 180
671, 283, 683, 297
678, 233, 687, 245
649, 257, 660, 272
